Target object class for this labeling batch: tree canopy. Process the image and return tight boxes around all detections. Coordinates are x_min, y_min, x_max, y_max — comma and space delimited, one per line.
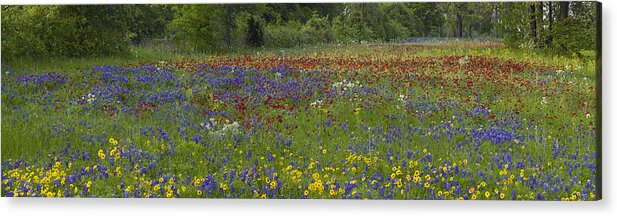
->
1, 2, 600, 61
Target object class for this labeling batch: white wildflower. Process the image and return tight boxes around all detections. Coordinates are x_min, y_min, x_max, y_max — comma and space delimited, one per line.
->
458, 56, 470, 66
556, 70, 563, 75
86, 93, 96, 103
540, 97, 548, 105
309, 100, 323, 107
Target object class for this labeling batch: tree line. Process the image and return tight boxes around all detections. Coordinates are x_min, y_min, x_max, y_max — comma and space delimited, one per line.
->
1, 2, 599, 61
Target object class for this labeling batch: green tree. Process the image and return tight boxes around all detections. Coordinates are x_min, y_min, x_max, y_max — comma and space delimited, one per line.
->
2, 5, 132, 60
169, 5, 224, 52
2, 6, 50, 59
301, 13, 334, 44
125, 5, 174, 44
246, 15, 265, 48
406, 3, 444, 37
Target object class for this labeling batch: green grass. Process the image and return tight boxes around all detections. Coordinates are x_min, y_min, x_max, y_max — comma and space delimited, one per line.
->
1, 41, 597, 200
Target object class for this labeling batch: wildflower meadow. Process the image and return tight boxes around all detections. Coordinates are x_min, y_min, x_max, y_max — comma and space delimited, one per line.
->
1, 40, 598, 200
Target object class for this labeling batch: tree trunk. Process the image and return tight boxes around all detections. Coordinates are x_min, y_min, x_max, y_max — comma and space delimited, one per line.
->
456, 5, 463, 38
529, 3, 537, 47
559, 1, 569, 20
360, 3, 365, 41
547, 2, 554, 45
537, 2, 544, 47
468, 25, 472, 38
494, 4, 500, 38
558, 2, 569, 51
223, 5, 234, 50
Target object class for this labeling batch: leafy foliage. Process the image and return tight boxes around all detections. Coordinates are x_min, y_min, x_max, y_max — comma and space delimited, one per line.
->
2, 5, 132, 60
169, 5, 224, 52
497, 2, 598, 55
1, 2, 599, 60
246, 16, 265, 48
263, 21, 305, 48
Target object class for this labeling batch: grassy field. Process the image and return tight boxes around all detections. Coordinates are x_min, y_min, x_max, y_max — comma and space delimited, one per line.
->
1, 41, 597, 200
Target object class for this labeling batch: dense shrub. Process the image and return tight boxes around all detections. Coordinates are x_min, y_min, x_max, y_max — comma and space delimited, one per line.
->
1, 3, 599, 60
550, 17, 596, 56
168, 5, 224, 52
264, 21, 306, 48
246, 16, 265, 48
300, 13, 334, 44
1, 5, 132, 61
